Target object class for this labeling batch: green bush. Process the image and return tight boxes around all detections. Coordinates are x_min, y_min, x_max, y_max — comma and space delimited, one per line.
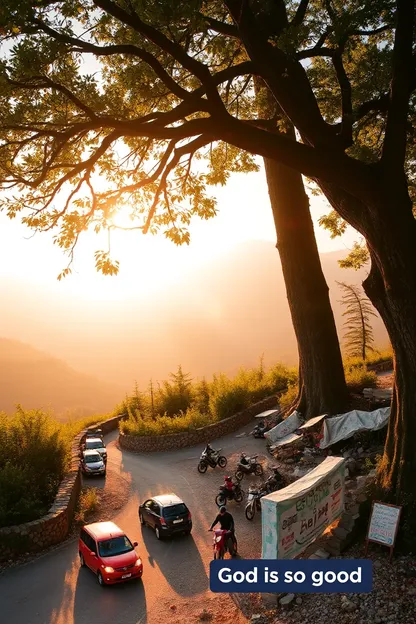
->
345, 366, 378, 392
121, 359, 298, 436
121, 406, 211, 436
0, 408, 67, 527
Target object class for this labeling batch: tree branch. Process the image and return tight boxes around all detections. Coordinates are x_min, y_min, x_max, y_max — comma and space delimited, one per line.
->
6, 75, 97, 119
202, 15, 239, 38
382, 0, 415, 171
92, 0, 224, 107
224, 0, 337, 148
291, 0, 310, 27
142, 134, 212, 233
332, 51, 353, 146
34, 19, 192, 102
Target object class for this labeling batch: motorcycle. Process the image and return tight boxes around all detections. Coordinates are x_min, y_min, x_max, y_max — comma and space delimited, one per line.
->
245, 486, 267, 521
215, 482, 244, 506
263, 468, 286, 493
234, 453, 264, 481
250, 421, 271, 439
197, 445, 227, 474
212, 529, 238, 559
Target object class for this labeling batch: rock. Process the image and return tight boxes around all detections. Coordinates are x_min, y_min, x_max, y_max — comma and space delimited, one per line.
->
250, 616, 264, 623
314, 548, 330, 559
341, 599, 357, 613
345, 458, 358, 475
280, 593, 295, 606
296, 597, 303, 605
373, 560, 382, 569
357, 447, 364, 455
261, 593, 277, 609
407, 586, 416, 596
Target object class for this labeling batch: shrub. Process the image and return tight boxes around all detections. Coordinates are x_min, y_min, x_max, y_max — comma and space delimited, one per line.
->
278, 384, 299, 410
0, 408, 67, 527
121, 406, 211, 436
345, 366, 377, 392
76, 488, 99, 523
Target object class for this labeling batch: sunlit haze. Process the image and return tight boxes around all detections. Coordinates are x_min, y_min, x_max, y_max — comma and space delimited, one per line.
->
1, 165, 378, 415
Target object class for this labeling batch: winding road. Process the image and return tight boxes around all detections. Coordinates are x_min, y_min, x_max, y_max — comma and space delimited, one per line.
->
0, 421, 270, 624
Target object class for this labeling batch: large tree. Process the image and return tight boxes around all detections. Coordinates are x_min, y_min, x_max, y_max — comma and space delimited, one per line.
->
1, 1, 416, 520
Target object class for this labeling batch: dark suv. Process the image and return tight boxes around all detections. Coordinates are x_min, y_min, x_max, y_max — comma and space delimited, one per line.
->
138, 494, 192, 540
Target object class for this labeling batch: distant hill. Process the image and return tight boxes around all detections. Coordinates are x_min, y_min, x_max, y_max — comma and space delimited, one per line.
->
0, 338, 122, 417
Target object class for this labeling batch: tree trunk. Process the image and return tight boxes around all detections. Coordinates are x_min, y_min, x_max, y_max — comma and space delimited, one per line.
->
359, 200, 416, 532
263, 155, 348, 418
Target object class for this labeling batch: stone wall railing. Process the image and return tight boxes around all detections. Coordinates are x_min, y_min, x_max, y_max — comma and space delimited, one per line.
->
0, 415, 122, 562
367, 360, 393, 373
119, 396, 279, 453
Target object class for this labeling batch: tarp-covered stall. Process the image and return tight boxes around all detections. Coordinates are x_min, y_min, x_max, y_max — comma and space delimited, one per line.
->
261, 456, 345, 559
319, 407, 390, 449
264, 410, 302, 443
298, 413, 327, 431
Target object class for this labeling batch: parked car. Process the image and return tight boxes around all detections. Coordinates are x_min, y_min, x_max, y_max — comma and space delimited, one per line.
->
138, 494, 192, 540
86, 428, 104, 441
81, 450, 106, 477
83, 436, 107, 463
78, 521, 143, 586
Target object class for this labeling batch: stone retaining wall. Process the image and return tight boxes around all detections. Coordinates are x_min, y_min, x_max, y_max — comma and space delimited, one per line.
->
119, 396, 279, 453
0, 415, 122, 562
367, 360, 393, 373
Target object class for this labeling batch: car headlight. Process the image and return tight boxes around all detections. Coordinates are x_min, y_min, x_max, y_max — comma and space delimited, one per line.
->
134, 558, 142, 567
103, 566, 114, 573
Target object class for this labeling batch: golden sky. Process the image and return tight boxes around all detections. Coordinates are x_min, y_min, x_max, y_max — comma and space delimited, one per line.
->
0, 166, 359, 303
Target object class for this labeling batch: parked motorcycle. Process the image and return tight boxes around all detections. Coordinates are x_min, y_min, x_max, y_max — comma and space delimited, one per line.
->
197, 444, 227, 474
215, 482, 244, 506
212, 529, 238, 559
263, 468, 286, 493
250, 421, 271, 439
234, 453, 264, 481
245, 486, 267, 521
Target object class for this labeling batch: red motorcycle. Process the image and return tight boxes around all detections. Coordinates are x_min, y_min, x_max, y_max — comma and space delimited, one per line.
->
212, 529, 238, 559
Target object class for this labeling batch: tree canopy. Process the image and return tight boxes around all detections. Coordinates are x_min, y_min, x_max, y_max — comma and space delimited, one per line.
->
0, 0, 410, 274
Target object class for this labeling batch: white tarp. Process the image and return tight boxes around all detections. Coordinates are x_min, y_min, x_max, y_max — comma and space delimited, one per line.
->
319, 407, 390, 449
264, 410, 302, 443
261, 456, 345, 559
255, 409, 280, 419
270, 432, 302, 450
298, 413, 327, 430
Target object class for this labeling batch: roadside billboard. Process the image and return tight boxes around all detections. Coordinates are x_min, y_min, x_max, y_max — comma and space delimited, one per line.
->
261, 456, 345, 559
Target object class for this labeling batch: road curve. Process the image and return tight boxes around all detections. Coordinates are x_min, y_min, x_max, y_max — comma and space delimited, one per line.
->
0, 421, 270, 624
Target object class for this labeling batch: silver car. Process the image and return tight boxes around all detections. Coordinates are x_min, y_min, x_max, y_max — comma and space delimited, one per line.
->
84, 437, 107, 463
81, 449, 106, 476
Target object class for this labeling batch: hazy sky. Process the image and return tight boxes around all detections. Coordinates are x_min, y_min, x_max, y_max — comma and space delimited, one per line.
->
0, 165, 359, 302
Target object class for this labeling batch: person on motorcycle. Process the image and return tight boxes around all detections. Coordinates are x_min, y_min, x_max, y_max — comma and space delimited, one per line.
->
209, 506, 237, 548
206, 443, 215, 455
224, 476, 234, 492
240, 453, 249, 466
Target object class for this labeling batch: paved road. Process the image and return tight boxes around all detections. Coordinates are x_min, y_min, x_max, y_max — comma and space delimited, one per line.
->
0, 422, 270, 624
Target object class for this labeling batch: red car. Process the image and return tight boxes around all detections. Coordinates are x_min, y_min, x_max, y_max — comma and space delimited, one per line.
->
79, 521, 143, 586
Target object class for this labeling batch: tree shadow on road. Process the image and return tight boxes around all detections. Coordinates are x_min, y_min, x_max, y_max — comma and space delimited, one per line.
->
73, 565, 147, 624
139, 523, 209, 597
